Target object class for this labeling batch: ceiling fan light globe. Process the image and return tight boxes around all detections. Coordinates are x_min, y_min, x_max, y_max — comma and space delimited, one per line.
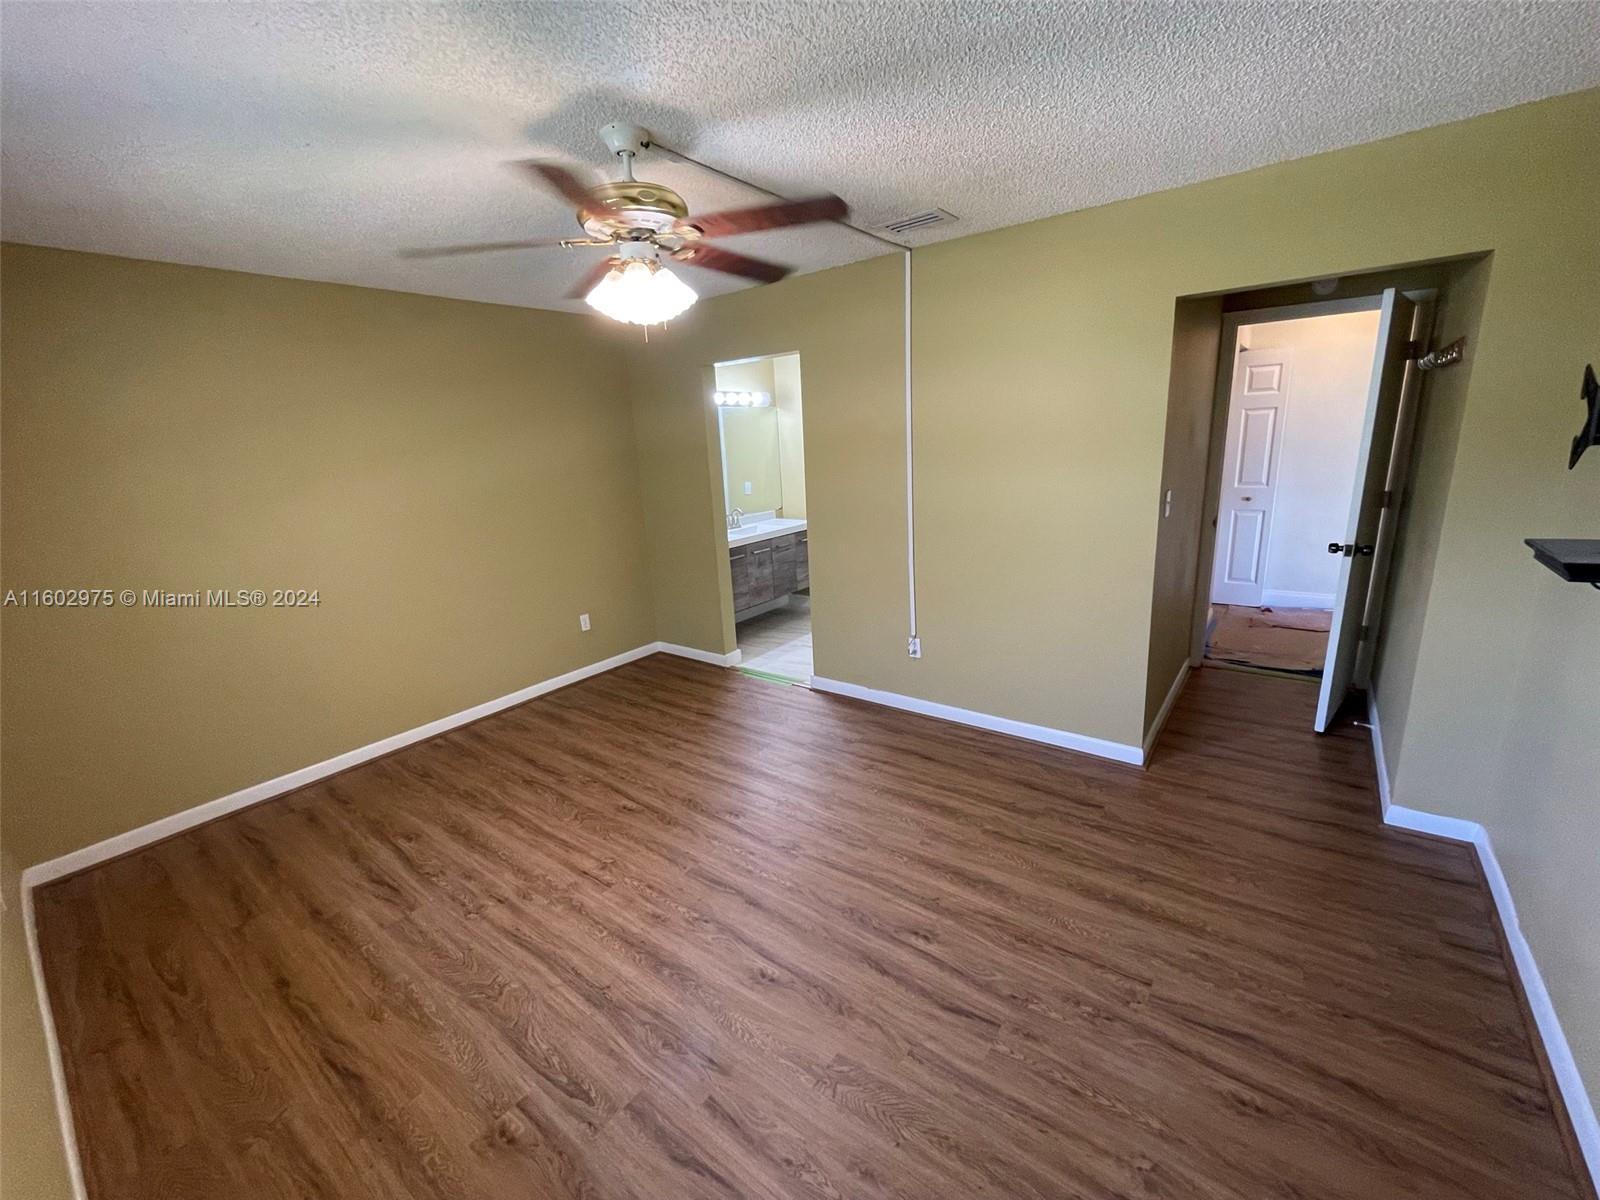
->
584, 260, 697, 326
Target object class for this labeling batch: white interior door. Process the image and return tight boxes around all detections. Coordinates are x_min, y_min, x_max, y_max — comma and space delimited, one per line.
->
1315, 288, 1418, 732
1210, 349, 1291, 607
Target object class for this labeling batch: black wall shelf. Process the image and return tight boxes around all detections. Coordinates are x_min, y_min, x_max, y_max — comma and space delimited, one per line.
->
1524, 538, 1600, 585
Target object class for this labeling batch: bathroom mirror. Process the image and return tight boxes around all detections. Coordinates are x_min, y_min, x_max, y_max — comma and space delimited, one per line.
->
719, 401, 782, 513
715, 353, 805, 519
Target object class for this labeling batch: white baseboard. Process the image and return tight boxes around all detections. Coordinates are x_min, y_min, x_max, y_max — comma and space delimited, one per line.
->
23, 642, 651, 888
1370, 711, 1599, 1188
657, 642, 742, 668
1381, 803, 1484, 844
809, 676, 1144, 766
1260, 588, 1335, 610
21, 639, 736, 891
1142, 662, 1191, 760
18, 635, 747, 1200
1366, 689, 1392, 814
22, 646, 1591, 1197
20, 885, 88, 1200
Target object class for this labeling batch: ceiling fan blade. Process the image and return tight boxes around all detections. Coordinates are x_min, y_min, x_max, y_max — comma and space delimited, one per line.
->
516, 159, 600, 215
679, 193, 848, 239
399, 237, 574, 260
672, 244, 790, 284
567, 256, 619, 301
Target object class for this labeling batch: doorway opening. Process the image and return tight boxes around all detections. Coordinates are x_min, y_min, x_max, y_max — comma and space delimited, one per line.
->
714, 352, 812, 684
1204, 300, 1385, 679
1191, 278, 1451, 733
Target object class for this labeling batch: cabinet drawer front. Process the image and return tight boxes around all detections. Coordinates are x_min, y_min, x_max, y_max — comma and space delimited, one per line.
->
748, 545, 775, 604
730, 549, 758, 611
772, 548, 798, 596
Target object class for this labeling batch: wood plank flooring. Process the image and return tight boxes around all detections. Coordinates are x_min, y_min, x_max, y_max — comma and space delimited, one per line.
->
35, 657, 1593, 1199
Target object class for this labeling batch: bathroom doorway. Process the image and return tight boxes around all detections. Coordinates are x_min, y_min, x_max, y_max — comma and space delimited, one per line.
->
714, 352, 812, 684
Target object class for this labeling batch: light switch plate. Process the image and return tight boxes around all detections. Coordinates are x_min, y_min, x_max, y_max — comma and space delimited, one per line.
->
579, 613, 591, 632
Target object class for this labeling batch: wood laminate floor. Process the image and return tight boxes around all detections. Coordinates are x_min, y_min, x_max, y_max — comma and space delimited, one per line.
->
36, 658, 1593, 1200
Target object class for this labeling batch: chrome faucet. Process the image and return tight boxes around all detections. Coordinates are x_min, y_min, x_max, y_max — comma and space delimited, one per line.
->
727, 508, 744, 530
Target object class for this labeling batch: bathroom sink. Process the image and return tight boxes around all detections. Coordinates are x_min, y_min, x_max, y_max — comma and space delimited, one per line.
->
729, 518, 805, 544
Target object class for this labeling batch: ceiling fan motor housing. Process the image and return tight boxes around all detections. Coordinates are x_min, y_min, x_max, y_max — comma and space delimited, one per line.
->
581, 180, 689, 239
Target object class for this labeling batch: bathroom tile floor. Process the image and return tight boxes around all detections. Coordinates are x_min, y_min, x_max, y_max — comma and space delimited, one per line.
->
737, 594, 812, 683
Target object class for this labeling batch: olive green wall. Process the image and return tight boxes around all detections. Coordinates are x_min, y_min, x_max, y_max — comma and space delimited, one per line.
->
626, 256, 906, 670
0, 244, 658, 869
1368, 257, 1490, 778
630, 90, 1598, 1101
1145, 296, 1221, 735
637, 91, 1596, 741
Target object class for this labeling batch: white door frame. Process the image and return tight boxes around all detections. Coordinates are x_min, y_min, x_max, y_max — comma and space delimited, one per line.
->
1189, 295, 1384, 666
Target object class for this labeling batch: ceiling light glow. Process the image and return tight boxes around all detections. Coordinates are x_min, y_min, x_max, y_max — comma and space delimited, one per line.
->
584, 259, 697, 326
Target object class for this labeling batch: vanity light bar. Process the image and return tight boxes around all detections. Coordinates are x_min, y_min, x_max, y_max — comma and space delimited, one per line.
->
713, 390, 772, 408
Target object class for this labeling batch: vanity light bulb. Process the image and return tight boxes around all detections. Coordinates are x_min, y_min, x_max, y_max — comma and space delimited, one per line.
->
712, 389, 775, 407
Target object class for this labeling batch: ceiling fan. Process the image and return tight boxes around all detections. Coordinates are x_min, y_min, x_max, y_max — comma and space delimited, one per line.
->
401, 121, 849, 326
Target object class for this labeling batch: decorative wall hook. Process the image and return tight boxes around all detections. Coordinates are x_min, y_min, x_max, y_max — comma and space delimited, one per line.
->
1570, 363, 1598, 469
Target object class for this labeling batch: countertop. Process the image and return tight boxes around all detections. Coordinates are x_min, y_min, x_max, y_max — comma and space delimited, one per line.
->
728, 517, 807, 548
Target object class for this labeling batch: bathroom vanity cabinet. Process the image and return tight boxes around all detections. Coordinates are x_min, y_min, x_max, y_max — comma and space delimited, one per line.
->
730, 530, 808, 616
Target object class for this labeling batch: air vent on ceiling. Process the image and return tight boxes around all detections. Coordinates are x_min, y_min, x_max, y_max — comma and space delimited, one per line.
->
879, 208, 957, 236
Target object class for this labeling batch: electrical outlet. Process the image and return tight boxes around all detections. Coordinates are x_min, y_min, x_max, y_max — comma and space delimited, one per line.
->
579, 613, 591, 632
907, 635, 922, 659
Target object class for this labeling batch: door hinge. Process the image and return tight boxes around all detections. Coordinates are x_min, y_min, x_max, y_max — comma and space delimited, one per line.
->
1380, 489, 1395, 509
1357, 624, 1371, 642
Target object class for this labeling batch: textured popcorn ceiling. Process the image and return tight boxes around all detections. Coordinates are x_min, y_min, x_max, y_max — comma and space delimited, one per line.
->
3, 2, 1597, 314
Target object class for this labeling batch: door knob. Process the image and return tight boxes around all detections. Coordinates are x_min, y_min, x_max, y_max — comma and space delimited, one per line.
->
1328, 542, 1349, 555
1328, 542, 1375, 557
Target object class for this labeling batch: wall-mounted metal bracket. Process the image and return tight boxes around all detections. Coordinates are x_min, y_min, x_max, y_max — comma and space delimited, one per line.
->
1416, 337, 1465, 371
